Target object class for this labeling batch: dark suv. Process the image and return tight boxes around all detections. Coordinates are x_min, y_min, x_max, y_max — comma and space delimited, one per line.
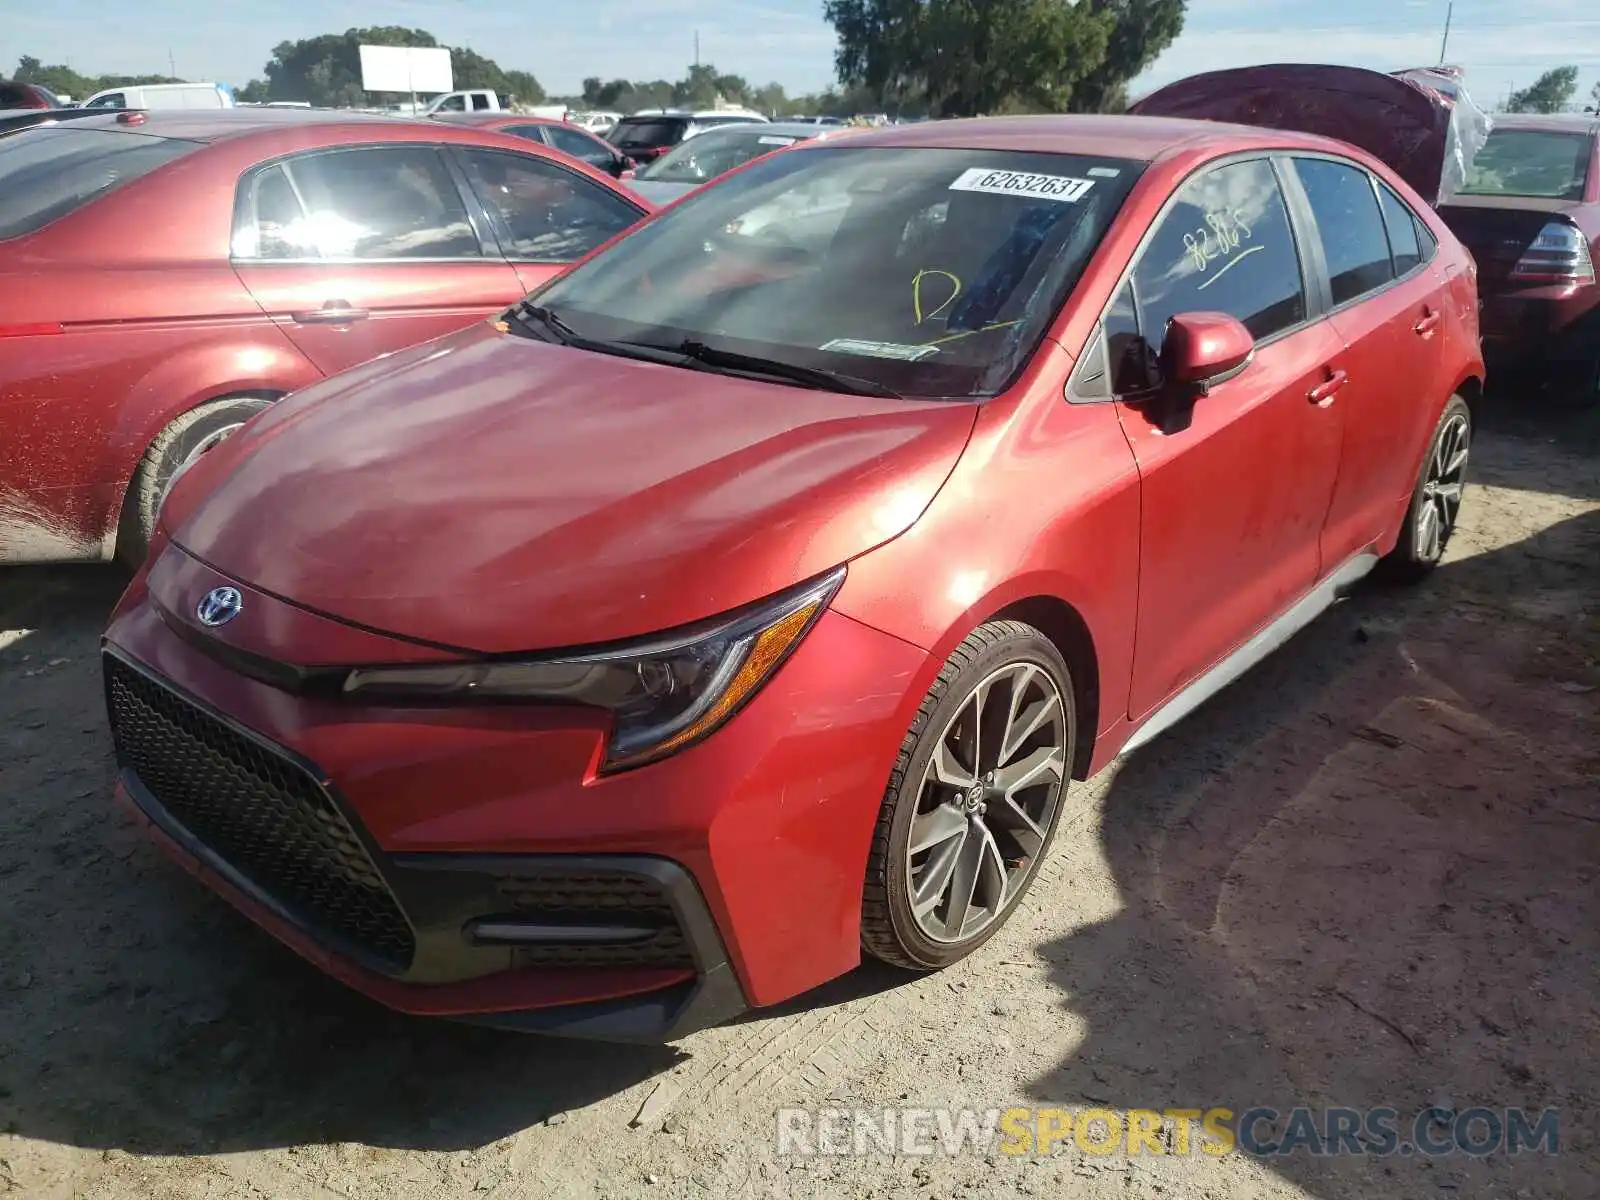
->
603, 110, 766, 163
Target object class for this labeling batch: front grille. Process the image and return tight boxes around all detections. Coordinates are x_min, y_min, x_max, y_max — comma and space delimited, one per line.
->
495, 873, 693, 969
105, 655, 416, 972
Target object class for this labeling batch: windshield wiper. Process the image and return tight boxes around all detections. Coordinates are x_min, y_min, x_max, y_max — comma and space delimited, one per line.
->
650, 338, 904, 398
509, 303, 691, 367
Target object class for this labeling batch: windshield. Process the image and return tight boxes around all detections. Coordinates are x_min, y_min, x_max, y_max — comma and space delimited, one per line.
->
524, 146, 1144, 398
607, 119, 686, 150
1460, 129, 1593, 201
638, 128, 810, 184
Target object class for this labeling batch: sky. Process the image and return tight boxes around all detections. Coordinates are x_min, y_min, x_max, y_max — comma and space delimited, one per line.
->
7, 0, 1600, 109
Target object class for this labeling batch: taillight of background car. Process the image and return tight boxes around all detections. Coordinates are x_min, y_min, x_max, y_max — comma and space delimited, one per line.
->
1509, 222, 1597, 286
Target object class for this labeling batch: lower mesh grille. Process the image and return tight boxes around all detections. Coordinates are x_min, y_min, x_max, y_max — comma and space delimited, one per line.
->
496, 873, 694, 969
105, 654, 416, 972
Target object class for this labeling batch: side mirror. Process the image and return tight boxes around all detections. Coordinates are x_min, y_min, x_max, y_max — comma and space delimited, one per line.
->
1160, 312, 1255, 395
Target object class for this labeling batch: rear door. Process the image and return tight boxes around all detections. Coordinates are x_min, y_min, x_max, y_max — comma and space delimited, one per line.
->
1106, 156, 1346, 719
230, 143, 524, 376
450, 146, 648, 292
1287, 156, 1450, 568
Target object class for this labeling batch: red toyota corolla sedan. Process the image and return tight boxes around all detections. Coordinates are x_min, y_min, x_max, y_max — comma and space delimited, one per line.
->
103, 114, 1483, 1042
0, 109, 650, 566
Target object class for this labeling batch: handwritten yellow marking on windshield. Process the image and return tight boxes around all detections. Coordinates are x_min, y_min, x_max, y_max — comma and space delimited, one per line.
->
912, 269, 962, 325
1197, 245, 1264, 290
923, 321, 1020, 347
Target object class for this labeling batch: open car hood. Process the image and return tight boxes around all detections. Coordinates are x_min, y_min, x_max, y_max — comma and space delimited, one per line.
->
1129, 63, 1492, 206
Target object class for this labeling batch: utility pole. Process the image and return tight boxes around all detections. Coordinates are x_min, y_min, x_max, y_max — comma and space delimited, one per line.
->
168, 48, 177, 77
694, 30, 700, 68
1438, 1, 1453, 66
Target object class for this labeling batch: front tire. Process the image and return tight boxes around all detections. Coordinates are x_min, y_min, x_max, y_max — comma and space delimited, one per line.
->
1378, 393, 1472, 584
116, 396, 272, 569
861, 621, 1077, 971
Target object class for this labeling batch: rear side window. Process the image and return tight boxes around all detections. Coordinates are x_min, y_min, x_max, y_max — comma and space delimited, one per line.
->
455, 148, 641, 261
1294, 158, 1395, 305
237, 146, 482, 260
545, 124, 612, 166
1377, 182, 1423, 275
0, 127, 200, 239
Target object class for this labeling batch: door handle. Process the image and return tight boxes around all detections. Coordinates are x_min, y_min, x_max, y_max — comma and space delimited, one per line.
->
1413, 308, 1441, 336
1307, 368, 1348, 406
293, 302, 369, 325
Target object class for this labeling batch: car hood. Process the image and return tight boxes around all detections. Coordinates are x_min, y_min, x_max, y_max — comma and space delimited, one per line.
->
627, 179, 700, 204
169, 323, 978, 655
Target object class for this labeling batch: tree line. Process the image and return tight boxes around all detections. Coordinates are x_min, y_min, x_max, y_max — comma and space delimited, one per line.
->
9, 4, 1189, 117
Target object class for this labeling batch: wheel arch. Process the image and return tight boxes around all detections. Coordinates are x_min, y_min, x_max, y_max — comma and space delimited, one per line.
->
112, 387, 289, 560
985, 594, 1101, 781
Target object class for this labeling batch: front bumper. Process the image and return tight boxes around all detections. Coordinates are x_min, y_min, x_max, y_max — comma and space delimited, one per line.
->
102, 545, 930, 1039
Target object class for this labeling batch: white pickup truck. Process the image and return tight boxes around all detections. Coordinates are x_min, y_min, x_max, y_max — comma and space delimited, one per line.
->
422, 90, 568, 120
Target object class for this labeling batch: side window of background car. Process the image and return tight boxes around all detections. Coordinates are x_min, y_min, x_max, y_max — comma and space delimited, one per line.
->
238, 147, 482, 260
546, 125, 611, 167
1293, 158, 1396, 305
1376, 182, 1423, 276
455, 148, 640, 262
86, 92, 126, 109
504, 124, 553, 146
1118, 158, 1307, 388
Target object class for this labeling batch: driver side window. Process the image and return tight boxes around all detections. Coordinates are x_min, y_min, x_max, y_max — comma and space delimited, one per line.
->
1106, 158, 1307, 393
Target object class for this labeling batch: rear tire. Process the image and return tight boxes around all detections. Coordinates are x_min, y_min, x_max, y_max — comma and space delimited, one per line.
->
861, 621, 1076, 971
116, 396, 272, 570
1377, 393, 1472, 585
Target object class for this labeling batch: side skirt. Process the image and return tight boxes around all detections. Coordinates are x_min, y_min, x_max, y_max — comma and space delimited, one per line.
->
1118, 550, 1380, 758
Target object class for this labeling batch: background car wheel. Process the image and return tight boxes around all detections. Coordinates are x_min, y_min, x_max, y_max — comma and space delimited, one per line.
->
861, 620, 1077, 971
116, 396, 272, 570
1378, 393, 1472, 585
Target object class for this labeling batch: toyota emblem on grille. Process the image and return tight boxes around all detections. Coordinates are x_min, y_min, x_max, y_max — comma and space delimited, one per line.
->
196, 586, 243, 627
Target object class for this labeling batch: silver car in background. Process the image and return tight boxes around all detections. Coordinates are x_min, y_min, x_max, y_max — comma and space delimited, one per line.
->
625, 121, 854, 204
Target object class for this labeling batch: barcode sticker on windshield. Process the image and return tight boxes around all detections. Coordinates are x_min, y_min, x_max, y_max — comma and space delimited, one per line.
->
949, 167, 1095, 203
820, 338, 940, 361
759, 136, 798, 146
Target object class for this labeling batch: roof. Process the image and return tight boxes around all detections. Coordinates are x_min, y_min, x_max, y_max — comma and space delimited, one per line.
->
32, 107, 419, 143
690, 120, 826, 139
430, 112, 560, 126
1487, 113, 1600, 135
830, 113, 1345, 161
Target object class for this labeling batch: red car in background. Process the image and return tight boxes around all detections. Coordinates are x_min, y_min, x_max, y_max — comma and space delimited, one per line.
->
0, 109, 651, 565
1440, 113, 1600, 395
0, 80, 62, 110
430, 111, 636, 180
106, 112, 1482, 1041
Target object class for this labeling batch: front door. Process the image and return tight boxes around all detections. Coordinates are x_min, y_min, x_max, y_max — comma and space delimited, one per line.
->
1108, 156, 1346, 719
230, 144, 525, 376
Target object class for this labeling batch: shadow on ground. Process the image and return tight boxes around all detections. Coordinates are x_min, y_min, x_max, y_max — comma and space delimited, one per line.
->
1029, 480, 1598, 1200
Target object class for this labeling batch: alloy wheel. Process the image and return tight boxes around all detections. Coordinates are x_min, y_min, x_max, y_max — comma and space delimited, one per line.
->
1416, 412, 1469, 562
905, 661, 1068, 944
157, 423, 245, 511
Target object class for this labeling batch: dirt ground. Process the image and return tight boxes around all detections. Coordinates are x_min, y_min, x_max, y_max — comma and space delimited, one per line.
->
1, 394, 1596, 1200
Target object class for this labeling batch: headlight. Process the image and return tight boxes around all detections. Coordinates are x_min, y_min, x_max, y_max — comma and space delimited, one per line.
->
340, 566, 845, 772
